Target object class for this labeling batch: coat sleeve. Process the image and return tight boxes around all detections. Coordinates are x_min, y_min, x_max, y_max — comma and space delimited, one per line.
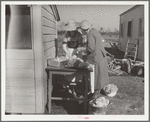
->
98, 34, 107, 57
87, 34, 96, 54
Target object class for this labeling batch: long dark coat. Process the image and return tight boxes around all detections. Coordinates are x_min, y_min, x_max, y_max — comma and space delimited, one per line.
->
86, 28, 109, 90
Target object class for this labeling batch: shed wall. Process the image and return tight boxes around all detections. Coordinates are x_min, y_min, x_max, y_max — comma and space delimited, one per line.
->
5, 5, 57, 114
41, 5, 56, 109
119, 5, 144, 61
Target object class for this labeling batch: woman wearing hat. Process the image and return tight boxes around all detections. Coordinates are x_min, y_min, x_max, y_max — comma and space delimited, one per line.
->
80, 20, 110, 98
62, 19, 85, 97
62, 19, 82, 58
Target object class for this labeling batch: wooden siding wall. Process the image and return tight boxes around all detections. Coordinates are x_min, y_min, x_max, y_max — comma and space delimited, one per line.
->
119, 6, 144, 61
5, 5, 57, 114
41, 5, 56, 108
6, 50, 35, 113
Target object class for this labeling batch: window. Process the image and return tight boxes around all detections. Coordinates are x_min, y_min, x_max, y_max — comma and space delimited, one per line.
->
127, 21, 132, 37
5, 5, 32, 49
120, 23, 124, 37
139, 18, 144, 37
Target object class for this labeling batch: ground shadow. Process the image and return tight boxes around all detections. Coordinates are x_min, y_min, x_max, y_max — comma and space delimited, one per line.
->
52, 90, 84, 114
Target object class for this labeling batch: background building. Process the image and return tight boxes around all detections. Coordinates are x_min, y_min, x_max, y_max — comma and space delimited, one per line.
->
119, 5, 144, 61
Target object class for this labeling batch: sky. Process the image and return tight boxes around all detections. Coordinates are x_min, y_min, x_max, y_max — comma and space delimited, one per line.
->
57, 5, 134, 31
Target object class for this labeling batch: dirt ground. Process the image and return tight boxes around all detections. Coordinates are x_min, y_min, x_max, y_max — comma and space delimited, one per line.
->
104, 75, 144, 115
51, 74, 144, 115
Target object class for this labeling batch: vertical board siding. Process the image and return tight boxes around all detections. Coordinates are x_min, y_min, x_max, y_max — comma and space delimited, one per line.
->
6, 87, 35, 96
119, 6, 144, 61
6, 60, 34, 69
6, 49, 34, 60
6, 95, 35, 113
6, 104, 35, 113
41, 5, 56, 107
6, 95, 35, 105
5, 49, 35, 113
6, 69, 34, 78
6, 78, 34, 87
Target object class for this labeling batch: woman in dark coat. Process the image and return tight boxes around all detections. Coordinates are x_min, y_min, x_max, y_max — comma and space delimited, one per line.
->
62, 19, 82, 58
80, 20, 110, 98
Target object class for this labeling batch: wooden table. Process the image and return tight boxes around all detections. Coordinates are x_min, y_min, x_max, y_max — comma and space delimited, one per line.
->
45, 66, 92, 114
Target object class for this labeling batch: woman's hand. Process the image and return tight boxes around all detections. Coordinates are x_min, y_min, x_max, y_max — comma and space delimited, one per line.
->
62, 42, 70, 57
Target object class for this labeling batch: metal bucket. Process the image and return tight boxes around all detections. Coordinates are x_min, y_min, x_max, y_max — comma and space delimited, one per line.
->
88, 102, 107, 115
